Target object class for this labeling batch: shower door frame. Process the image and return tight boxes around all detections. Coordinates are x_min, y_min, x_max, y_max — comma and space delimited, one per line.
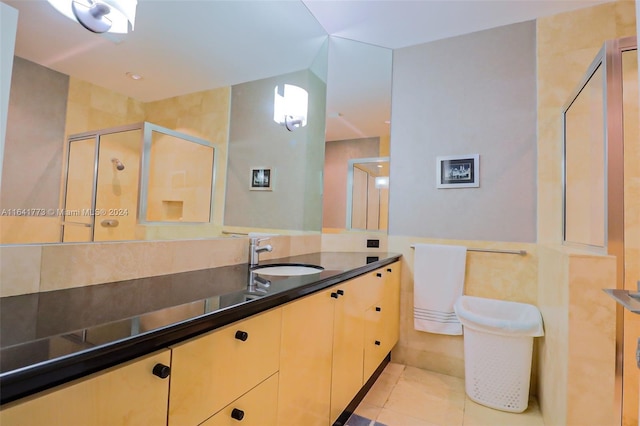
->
562, 35, 637, 425
60, 123, 144, 242
138, 122, 217, 225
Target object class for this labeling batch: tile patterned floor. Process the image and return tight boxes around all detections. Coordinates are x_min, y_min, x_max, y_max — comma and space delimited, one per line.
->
350, 363, 545, 426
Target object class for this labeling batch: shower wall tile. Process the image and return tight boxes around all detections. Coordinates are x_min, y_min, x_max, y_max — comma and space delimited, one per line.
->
0, 216, 59, 244
0, 245, 42, 297
145, 86, 230, 230
65, 77, 145, 141
67, 78, 91, 105
64, 101, 90, 135
89, 84, 129, 117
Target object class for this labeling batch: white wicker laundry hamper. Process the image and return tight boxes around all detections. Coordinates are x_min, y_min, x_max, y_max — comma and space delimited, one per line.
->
454, 295, 544, 413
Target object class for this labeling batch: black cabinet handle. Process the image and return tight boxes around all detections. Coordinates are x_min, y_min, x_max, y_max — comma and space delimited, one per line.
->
376, 273, 382, 278
375, 340, 381, 346
235, 330, 249, 341
375, 306, 381, 312
331, 292, 339, 299
152, 363, 171, 379
231, 408, 245, 421
387, 268, 392, 273
337, 290, 344, 296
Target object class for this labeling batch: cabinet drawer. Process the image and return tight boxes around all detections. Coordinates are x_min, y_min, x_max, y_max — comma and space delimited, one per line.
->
357, 269, 386, 311
200, 373, 278, 426
363, 303, 387, 381
0, 350, 171, 426
169, 308, 282, 426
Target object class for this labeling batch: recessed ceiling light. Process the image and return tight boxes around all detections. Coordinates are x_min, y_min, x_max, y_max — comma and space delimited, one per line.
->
125, 72, 143, 80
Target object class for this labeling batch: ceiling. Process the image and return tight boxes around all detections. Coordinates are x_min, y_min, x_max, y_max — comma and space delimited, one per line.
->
5, 0, 609, 141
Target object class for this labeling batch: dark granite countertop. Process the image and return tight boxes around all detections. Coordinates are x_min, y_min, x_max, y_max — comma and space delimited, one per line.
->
0, 251, 401, 405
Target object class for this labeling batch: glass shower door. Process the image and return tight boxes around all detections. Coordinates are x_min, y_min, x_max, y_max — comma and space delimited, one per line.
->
61, 125, 142, 242
93, 128, 142, 242
61, 137, 96, 242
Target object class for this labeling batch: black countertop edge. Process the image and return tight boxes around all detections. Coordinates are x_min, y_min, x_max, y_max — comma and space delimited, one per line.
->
0, 255, 401, 405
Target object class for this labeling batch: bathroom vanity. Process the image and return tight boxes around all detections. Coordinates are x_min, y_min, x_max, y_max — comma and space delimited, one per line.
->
0, 252, 401, 426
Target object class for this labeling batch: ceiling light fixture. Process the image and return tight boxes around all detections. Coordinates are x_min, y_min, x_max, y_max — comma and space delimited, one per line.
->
46, 0, 137, 34
274, 84, 308, 131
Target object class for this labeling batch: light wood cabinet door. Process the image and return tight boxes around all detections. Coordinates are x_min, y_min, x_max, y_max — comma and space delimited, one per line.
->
0, 350, 171, 426
169, 308, 282, 426
330, 275, 368, 424
278, 288, 335, 426
201, 373, 278, 426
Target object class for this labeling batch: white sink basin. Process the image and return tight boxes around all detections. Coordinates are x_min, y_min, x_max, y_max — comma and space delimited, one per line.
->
252, 265, 324, 276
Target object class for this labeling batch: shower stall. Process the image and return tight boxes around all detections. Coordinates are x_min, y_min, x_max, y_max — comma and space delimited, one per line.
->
562, 36, 638, 424
61, 122, 216, 242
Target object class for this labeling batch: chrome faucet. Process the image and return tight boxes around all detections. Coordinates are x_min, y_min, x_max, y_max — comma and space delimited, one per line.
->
249, 237, 273, 267
247, 271, 271, 294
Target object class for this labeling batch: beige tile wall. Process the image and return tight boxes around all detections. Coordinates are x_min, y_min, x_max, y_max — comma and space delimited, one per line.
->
387, 235, 539, 381
0, 216, 60, 244
566, 253, 617, 426
0, 234, 321, 297
536, 0, 636, 245
537, 245, 569, 426
536, 2, 636, 424
537, 245, 617, 426
144, 87, 230, 233
321, 232, 389, 252
2, 81, 231, 245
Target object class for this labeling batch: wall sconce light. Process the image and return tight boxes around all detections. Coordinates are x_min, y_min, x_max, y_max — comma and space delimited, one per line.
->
273, 84, 308, 131
46, 0, 137, 34
375, 176, 389, 189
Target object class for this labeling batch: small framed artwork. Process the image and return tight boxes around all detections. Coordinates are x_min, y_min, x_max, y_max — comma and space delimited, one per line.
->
436, 154, 479, 189
250, 167, 273, 191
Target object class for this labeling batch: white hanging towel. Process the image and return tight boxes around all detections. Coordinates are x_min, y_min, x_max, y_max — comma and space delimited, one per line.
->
413, 243, 467, 335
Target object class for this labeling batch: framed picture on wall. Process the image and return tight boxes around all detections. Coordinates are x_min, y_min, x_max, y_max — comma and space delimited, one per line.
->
250, 167, 273, 191
436, 154, 479, 189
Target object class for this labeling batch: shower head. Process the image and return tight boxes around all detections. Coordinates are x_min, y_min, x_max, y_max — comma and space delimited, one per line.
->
111, 158, 125, 171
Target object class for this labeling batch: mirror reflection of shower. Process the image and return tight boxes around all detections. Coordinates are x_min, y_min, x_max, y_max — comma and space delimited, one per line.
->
111, 158, 125, 171
61, 122, 216, 243
346, 157, 389, 231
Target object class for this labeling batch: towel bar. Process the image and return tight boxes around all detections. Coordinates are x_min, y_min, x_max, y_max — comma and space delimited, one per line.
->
410, 245, 526, 256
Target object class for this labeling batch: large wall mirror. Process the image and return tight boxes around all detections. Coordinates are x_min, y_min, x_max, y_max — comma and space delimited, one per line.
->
322, 37, 392, 234
563, 59, 606, 249
0, 1, 392, 244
